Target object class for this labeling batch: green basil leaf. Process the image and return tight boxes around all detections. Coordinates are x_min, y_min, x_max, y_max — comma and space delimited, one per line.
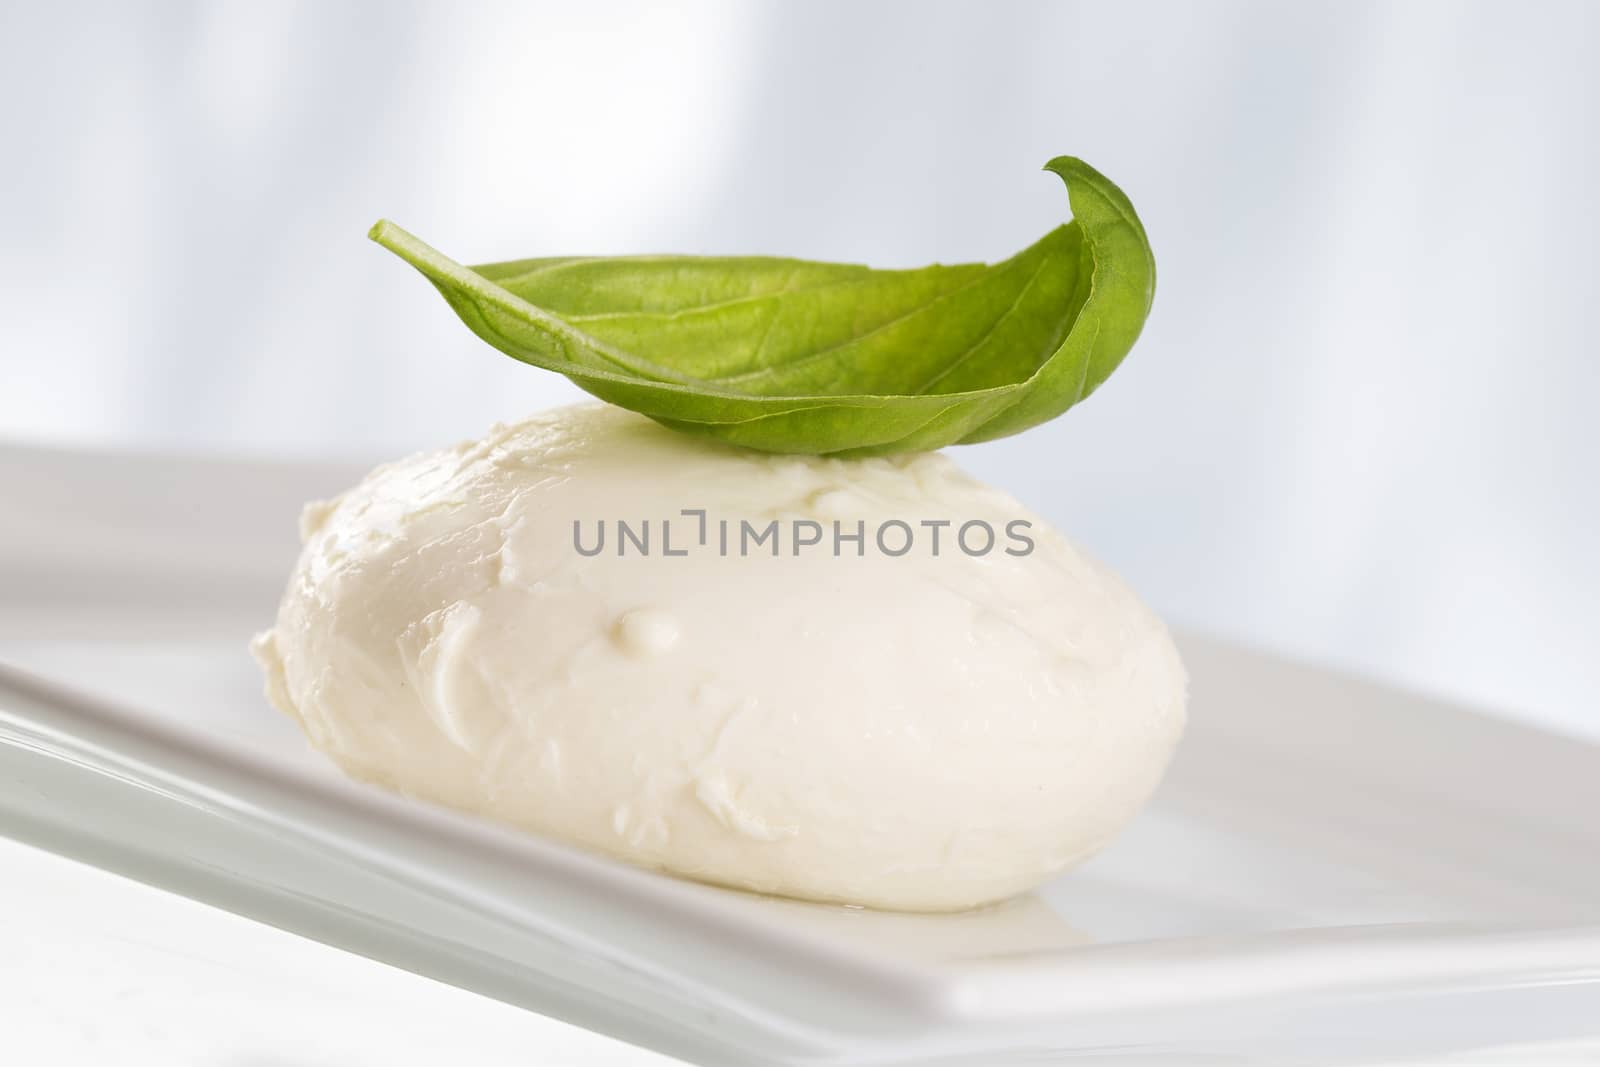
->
370, 156, 1153, 455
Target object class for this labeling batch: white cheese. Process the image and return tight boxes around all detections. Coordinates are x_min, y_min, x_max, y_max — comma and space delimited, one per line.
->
253, 403, 1186, 911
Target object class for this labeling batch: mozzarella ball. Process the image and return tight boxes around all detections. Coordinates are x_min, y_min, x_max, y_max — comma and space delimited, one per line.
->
253, 403, 1185, 911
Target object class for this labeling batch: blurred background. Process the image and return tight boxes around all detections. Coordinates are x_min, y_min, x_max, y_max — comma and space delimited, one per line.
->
1, 0, 1596, 738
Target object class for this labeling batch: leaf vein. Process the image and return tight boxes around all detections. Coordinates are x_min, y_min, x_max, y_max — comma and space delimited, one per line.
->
705, 258, 1028, 388
916, 255, 1052, 393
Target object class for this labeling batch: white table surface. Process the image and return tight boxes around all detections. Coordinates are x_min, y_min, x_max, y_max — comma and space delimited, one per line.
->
1, 833, 680, 1066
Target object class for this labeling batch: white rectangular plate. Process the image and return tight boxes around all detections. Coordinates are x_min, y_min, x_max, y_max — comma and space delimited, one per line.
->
2, 445, 1598, 1065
